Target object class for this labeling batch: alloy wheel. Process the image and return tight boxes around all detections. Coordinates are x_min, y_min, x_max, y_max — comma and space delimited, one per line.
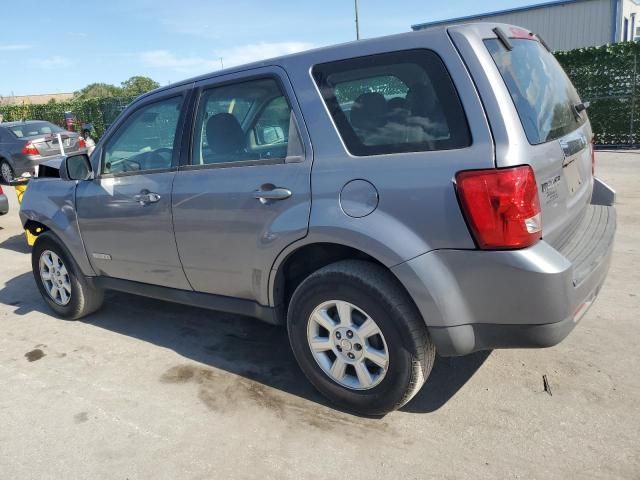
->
39, 250, 72, 306
306, 300, 389, 390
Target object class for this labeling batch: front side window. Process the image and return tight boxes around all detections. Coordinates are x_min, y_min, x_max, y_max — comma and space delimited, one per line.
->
192, 77, 302, 165
313, 50, 471, 156
102, 96, 183, 174
253, 96, 290, 146
485, 38, 586, 145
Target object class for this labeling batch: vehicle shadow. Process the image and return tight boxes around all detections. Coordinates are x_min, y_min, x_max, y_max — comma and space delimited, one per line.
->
402, 351, 490, 413
0, 233, 30, 254
0, 272, 488, 416
0, 271, 41, 313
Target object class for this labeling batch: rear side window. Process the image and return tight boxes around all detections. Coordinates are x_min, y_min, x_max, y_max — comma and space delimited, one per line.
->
313, 49, 471, 156
485, 38, 586, 145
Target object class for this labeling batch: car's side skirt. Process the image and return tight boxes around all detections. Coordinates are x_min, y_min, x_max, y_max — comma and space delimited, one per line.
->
92, 276, 280, 325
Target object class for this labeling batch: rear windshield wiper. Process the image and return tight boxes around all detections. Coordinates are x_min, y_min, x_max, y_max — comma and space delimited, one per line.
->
572, 101, 590, 120
493, 27, 513, 51
574, 101, 590, 113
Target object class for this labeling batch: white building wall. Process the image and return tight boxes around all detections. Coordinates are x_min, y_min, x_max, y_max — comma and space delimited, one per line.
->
415, 0, 616, 51
619, 0, 640, 41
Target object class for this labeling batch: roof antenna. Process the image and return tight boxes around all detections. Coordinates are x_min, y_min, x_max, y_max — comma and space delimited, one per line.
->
354, 0, 360, 40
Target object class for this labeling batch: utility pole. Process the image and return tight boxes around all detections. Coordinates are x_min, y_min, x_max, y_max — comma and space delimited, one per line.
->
354, 0, 360, 40
220, 57, 224, 69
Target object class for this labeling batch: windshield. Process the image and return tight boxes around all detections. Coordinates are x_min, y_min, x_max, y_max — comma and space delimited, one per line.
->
8, 122, 65, 139
485, 38, 586, 145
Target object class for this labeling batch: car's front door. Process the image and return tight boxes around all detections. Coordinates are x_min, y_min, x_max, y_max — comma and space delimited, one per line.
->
76, 89, 192, 290
172, 67, 312, 304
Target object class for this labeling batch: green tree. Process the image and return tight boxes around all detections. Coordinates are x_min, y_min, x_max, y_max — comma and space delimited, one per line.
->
74, 82, 122, 100
120, 76, 160, 97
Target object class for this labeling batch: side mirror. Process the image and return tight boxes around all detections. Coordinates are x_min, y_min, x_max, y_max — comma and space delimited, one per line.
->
61, 154, 93, 181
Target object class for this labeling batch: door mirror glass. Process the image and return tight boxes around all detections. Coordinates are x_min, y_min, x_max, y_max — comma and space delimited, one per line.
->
66, 154, 93, 181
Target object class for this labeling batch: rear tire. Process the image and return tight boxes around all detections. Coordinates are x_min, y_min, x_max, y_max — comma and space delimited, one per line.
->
32, 232, 104, 319
0, 160, 14, 184
287, 260, 435, 415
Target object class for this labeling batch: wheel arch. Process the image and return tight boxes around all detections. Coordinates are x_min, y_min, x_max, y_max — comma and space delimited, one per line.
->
268, 240, 428, 329
22, 215, 96, 277
24, 219, 49, 236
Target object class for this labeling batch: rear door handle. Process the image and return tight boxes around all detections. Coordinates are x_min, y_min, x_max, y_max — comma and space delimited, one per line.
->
134, 190, 161, 205
253, 187, 292, 204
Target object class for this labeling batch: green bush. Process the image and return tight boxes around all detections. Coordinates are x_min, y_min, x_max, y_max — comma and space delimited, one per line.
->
556, 42, 640, 145
0, 96, 134, 140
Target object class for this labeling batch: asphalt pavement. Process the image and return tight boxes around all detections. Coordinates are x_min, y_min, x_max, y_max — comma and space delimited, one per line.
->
0, 151, 638, 479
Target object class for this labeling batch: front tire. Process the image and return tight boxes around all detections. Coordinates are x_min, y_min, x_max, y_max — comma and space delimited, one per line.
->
32, 232, 104, 319
287, 260, 435, 415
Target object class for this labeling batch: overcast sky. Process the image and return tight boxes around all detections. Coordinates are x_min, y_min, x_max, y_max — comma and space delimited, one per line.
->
0, 0, 548, 95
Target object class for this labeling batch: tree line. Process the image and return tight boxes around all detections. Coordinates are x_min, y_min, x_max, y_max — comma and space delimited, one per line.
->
72, 76, 160, 101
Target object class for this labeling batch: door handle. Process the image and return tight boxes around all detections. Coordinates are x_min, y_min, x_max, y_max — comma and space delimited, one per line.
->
253, 187, 292, 204
134, 191, 161, 205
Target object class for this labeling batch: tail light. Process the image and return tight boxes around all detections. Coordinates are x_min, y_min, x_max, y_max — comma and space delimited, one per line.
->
78, 138, 86, 149
455, 165, 542, 250
21, 142, 39, 156
590, 142, 596, 176
0, 185, 3, 194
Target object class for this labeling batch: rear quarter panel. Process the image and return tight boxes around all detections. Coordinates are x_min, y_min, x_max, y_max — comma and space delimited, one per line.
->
275, 28, 495, 271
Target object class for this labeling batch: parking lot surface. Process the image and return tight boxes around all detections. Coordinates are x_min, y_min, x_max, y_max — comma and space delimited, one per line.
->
0, 152, 638, 479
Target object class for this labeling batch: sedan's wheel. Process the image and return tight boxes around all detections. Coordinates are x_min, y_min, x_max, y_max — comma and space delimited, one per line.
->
307, 300, 389, 390
39, 250, 72, 306
0, 161, 14, 184
32, 232, 104, 319
288, 260, 435, 416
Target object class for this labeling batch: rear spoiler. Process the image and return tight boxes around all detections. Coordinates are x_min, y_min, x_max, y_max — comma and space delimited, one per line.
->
492, 26, 551, 52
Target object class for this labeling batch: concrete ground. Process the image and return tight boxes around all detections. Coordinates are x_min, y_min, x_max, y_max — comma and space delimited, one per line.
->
0, 152, 638, 479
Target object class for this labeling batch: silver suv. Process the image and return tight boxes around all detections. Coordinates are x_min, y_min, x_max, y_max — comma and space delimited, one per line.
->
20, 24, 616, 415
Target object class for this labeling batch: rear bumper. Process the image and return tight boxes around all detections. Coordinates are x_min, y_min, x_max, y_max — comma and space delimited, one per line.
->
12, 151, 83, 177
11, 156, 46, 177
0, 193, 8, 215
392, 183, 616, 356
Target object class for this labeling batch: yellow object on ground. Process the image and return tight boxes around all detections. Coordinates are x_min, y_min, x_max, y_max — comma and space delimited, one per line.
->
14, 182, 27, 203
13, 181, 39, 246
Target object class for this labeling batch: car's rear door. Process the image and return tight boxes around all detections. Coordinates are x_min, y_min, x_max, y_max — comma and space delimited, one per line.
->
450, 24, 594, 246
171, 66, 312, 305
75, 86, 192, 289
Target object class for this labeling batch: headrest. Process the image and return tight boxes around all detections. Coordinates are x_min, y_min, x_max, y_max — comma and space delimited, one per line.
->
350, 92, 388, 130
206, 113, 245, 154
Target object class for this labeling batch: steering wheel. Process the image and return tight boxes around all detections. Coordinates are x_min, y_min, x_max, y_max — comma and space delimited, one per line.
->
147, 147, 173, 168
121, 158, 141, 172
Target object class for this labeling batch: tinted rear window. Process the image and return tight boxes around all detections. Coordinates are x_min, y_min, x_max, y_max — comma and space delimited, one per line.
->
485, 38, 586, 145
313, 49, 471, 156
8, 122, 65, 138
